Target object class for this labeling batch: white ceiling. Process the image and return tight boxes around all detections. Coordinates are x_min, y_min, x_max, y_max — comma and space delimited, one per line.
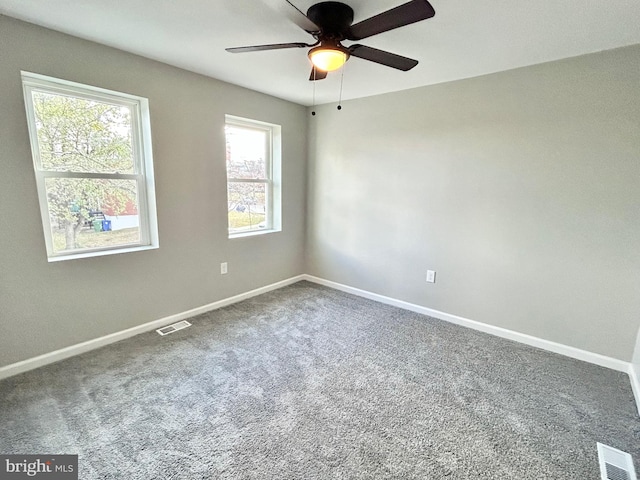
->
1, 0, 639, 106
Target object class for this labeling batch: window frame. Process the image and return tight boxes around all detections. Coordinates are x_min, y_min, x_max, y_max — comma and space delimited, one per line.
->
225, 115, 281, 238
21, 71, 159, 262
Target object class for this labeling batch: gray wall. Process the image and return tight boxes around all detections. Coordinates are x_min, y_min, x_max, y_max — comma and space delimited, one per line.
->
306, 45, 640, 361
0, 16, 307, 367
633, 330, 640, 387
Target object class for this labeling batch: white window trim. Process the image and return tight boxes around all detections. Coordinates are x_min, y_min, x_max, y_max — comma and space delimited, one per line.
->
225, 115, 282, 238
21, 71, 159, 261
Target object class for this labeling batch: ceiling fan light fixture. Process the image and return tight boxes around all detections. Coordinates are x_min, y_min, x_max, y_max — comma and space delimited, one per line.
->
308, 45, 349, 72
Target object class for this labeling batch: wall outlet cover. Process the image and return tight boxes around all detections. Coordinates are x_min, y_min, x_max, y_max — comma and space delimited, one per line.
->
426, 270, 436, 283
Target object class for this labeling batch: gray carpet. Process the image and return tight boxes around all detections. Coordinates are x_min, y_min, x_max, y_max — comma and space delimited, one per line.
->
1, 281, 638, 479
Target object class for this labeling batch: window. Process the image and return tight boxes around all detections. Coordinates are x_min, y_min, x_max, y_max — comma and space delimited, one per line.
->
225, 115, 281, 237
22, 72, 158, 261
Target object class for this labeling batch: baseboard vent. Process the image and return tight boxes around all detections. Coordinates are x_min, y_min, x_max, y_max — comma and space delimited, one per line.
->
598, 443, 637, 480
156, 320, 192, 336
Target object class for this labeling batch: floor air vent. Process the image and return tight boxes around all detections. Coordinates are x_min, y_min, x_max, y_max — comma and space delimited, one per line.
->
598, 443, 637, 480
156, 320, 192, 336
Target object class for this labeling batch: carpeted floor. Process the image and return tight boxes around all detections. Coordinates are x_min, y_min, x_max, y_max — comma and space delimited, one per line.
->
1, 281, 638, 479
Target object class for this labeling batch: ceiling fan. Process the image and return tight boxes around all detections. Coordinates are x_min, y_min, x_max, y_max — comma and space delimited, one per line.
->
226, 0, 436, 81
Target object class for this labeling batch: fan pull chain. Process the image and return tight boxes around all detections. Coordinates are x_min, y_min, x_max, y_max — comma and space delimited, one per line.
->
337, 62, 345, 111
311, 68, 317, 116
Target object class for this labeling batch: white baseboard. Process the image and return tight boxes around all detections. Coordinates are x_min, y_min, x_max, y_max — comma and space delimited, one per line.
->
0, 275, 306, 381
630, 363, 640, 417
302, 275, 631, 373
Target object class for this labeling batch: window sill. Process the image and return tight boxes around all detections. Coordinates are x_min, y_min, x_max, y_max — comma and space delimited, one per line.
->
47, 244, 159, 262
229, 228, 281, 239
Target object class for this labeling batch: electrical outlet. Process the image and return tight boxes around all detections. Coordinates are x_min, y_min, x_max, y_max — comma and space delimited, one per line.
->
221, 262, 228, 275
426, 270, 436, 283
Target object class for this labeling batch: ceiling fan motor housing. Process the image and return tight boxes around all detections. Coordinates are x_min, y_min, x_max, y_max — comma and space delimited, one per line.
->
307, 2, 354, 37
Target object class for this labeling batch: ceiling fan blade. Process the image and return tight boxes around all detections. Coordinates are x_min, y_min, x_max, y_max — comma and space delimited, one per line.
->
226, 42, 309, 53
262, 0, 320, 33
309, 66, 328, 81
348, 44, 418, 71
347, 0, 435, 41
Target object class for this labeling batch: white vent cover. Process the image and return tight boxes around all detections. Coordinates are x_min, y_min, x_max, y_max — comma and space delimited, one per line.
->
598, 443, 637, 480
156, 320, 192, 336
